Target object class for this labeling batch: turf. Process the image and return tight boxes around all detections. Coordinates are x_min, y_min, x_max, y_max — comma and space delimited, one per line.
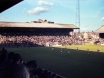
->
1, 45, 104, 78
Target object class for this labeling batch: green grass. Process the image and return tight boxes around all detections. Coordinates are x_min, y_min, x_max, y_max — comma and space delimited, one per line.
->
1, 45, 104, 78
60, 45, 104, 52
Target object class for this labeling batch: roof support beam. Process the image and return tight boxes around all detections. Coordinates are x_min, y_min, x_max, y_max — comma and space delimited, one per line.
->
0, 0, 23, 13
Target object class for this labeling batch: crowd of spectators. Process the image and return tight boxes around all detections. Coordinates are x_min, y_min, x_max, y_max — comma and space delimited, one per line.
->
0, 33, 104, 47
0, 34, 84, 47
94, 38, 104, 44
0, 47, 65, 78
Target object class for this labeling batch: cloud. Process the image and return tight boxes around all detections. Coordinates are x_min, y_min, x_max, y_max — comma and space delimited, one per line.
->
101, 17, 104, 21
27, 7, 49, 15
38, 0, 53, 6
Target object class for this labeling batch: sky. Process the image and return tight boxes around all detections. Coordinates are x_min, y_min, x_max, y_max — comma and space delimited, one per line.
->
0, 0, 104, 32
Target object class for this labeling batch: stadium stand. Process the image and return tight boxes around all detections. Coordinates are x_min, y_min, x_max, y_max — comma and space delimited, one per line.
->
0, 21, 80, 47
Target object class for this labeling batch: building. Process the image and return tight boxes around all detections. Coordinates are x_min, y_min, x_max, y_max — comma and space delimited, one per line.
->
95, 25, 104, 38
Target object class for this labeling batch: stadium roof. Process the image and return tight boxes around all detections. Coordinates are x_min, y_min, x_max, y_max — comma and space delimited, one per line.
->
95, 25, 104, 33
57, 24, 79, 29
0, 22, 79, 29
0, 0, 23, 13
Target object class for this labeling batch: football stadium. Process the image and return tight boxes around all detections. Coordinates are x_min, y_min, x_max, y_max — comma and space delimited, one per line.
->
0, 0, 104, 78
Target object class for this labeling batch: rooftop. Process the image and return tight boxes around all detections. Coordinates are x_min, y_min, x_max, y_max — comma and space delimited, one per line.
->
0, 21, 79, 29
95, 25, 104, 33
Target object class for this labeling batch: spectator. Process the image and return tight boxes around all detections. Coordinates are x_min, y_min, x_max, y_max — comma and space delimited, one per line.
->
6, 53, 23, 78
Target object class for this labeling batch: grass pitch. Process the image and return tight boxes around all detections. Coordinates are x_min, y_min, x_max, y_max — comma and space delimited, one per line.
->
2, 45, 104, 78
